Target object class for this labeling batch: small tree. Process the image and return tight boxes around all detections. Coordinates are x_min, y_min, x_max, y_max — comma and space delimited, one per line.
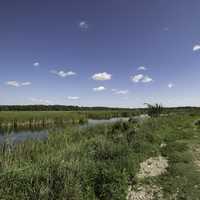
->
145, 103, 164, 118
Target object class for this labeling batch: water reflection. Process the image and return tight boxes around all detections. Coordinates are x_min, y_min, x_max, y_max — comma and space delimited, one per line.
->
0, 117, 130, 145
0, 130, 48, 145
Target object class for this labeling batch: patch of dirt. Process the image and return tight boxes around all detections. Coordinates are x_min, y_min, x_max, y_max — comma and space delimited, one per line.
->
195, 160, 200, 169
127, 156, 169, 200
160, 143, 167, 148
192, 146, 200, 170
127, 185, 163, 200
137, 156, 168, 179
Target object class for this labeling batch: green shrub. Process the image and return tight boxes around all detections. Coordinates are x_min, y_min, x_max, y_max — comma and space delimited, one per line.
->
145, 103, 164, 118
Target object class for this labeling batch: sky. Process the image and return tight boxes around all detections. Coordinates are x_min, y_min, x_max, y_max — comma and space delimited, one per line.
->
0, 0, 200, 107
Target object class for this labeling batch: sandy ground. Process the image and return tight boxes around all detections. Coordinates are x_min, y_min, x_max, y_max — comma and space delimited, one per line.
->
192, 146, 200, 170
127, 156, 168, 200
137, 156, 168, 179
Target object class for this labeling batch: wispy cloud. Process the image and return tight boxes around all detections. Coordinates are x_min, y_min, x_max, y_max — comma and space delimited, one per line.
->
67, 96, 80, 100
131, 74, 144, 82
29, 98, 51, 104
5, 81, 31, 87
93, 86, 106, 91
114, 90, 129, 95
131, 74, 153, 83
21, 82, 31, 86
92, 72, 112, 81
193, 44, 200, 52
51, 70, 76, 78
5, 81, 20, 87
137, 66, 147, 71
111, 88, 129, 95
79, 21, 89, 30
168, 83, 174, 88
142, 75, 153, 83
33, 62, 40, 67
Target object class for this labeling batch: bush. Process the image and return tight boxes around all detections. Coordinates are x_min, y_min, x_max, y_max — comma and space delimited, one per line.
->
145, 103, 164, 118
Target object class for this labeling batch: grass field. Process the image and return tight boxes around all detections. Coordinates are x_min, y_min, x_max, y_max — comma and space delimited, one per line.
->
0, 110, 200, 199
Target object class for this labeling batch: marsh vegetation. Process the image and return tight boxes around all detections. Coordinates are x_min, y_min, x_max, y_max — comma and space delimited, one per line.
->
0, 107, 200, 199
0, 110, 136, 133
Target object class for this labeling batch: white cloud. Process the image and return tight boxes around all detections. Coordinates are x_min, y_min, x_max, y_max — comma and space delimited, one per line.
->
137, 66, 147, 71
111, 89, 129, 95
92, 72, 112, 81
93, 86, 106, 91
30, 98, 51, 105
168, 83, 174, 88
141, 75, 153, 83
21, 82, 31, 86
193, 44, 200, 52
51, 70, 76, 78
5, 81, 32, 87
5, 81, 20, 87
131, 74, 144, 82
33, 62, 40, 67
131, 74, 153, 83
79, 21, 89, 30
115, 90, 129, 95
67, 96, 80, 100
66, 71, 76, 76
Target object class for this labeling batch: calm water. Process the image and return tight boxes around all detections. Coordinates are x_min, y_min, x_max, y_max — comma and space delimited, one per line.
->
87, 117, 129, 126
0, 117, 130, 145
0, 130, 48, 145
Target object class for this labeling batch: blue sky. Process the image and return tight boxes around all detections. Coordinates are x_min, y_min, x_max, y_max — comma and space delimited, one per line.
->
1, 0, 200, 107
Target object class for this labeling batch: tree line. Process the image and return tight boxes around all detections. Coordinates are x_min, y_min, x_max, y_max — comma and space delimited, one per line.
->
0, 105, 136, 111
0, 104, 199, 113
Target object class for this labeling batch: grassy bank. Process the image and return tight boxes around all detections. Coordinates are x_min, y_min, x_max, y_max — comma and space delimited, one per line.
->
0, 112, 200, 199
0, 110, 136, 132
0, 111, 87, 132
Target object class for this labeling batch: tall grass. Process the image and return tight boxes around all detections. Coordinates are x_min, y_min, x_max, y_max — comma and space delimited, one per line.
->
0, 111, 87, 132
0, 112, 200, 199
0, 118, 160, 199
0, 110, 136, 132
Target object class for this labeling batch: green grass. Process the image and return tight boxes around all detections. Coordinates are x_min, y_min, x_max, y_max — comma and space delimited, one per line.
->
138, 114, 200, 199
0, 112, 200, 199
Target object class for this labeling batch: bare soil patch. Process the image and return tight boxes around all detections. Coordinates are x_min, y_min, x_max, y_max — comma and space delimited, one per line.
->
192, 146, 200, 170
137, 156, 168, 179
127, 156, 168, 200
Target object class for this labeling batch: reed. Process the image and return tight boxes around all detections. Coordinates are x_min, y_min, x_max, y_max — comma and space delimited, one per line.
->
0, 110, 137, 132
0, 111, 87, 132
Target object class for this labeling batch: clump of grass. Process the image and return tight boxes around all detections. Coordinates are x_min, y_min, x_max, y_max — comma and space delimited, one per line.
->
194, 119, 200, 127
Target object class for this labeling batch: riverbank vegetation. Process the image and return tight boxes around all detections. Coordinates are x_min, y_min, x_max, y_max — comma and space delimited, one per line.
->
0, 110, 200, 199
0, 110, 137, 132
1, 105, 200, 132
